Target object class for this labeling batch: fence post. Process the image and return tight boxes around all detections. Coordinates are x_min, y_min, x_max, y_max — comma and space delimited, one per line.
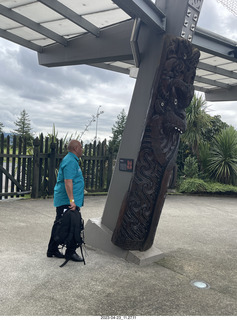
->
107, 149, 113, 191
0, 133, 4, 200
32, 137, 40, 198
48, 142, 56, 196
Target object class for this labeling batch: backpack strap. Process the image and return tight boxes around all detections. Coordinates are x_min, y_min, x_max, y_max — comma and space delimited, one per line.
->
59, 248, 85, 267
59, 258, 70, 268
80, 245, 86, 265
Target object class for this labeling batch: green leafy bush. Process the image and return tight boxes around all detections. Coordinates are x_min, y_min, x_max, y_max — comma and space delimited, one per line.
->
208, 126, 237, 185
207, 182, 237, 194
183, 155, 199, 178
178, 178, 237, 195
178, 178, 208, 193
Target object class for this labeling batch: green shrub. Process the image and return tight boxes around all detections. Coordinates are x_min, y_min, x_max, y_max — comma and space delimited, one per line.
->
199, 141, 210, 177
178, 178, 237, 195
183, 155, 199, 178
207, 182, 237, 194
178, 178, 208, 193
208, 126, 237, 185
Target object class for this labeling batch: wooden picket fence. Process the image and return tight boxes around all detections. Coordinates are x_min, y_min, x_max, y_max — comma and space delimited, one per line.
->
0, 133, 113, 200
0, 134, 32, 199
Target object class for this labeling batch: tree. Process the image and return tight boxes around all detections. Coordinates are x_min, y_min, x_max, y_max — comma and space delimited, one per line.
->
177, 94, 237, 187
183, 155, 199, 178
198, 141, 211, 178
13, 109, 33, 146
181, 94, 211, 161
0, 121, 4, 133
203, 114, 228, 142
178, 94, 228, 179
208, 126, 237, 185
199, 115, 229, 177
109, 109, 127, 155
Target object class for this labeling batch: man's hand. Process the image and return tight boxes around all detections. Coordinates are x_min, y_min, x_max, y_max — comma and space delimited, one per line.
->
64, 179, 76, 210
69, 201, 77, 211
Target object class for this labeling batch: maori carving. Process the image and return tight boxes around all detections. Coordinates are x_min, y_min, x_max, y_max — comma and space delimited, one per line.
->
112, 35, 200, 251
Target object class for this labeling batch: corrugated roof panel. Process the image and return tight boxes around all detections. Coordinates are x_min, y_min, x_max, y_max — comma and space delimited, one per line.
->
0, 0, 35, 8
13, 2, 62, 23
196, 69, 212, 76
218, 63, 237, 71
85, 8, 130, 28
0, 14, 20, 29
204, 74, 229, 80
32, 37, 54, 46
199, 52, 214, 60
202, 56, 234, 66
219, 78, 237, 85
58, 0, 118, 15
8, 26, 44, 40
42, 19, 85, 36
194, 81, 216, 89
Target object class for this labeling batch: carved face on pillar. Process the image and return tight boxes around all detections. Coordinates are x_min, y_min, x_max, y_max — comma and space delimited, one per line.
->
150, 38, 199, 166
157, 39, 198, 135
155, 78, 193, 136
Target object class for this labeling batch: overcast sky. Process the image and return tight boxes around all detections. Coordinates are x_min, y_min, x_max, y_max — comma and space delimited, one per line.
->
0, 0, 237, 142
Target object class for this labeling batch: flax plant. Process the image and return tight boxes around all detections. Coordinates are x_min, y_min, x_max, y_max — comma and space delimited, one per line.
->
208, 126, 237, 185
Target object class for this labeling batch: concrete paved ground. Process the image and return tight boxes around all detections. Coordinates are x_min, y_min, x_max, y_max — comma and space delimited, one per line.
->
0, 194, 237, 316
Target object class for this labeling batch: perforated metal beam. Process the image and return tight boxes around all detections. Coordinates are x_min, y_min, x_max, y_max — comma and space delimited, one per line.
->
193, 27, 237, 61
38, 0, 100, 37
38, 20, 133, 67
205, 85, 237, 101
0, 4, 67, 46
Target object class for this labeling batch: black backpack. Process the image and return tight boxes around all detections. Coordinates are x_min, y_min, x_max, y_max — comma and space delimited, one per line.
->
53, 208, 85, 267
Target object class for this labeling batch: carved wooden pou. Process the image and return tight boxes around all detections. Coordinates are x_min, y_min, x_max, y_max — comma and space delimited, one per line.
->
111, 35, 200, 251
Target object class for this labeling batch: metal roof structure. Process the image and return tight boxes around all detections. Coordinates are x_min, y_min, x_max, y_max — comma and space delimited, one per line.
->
0, 0, 236, 101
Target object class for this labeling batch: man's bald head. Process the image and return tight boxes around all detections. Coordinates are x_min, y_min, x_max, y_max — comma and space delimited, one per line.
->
68, 140, 83, 157
68, 140, 80, 151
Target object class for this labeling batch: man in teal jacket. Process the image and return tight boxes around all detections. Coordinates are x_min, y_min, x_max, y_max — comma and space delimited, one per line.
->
47, 140, 85, 262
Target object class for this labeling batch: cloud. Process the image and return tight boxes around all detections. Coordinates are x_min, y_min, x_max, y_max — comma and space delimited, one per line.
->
207, 101, 237, 129
198, 0, 237, 40
0, 38, 136, 141
196, 0, 237, 130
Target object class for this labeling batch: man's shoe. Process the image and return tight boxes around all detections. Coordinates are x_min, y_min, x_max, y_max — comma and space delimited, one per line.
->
47, 250, 64, 259
69, 253, 84, 262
